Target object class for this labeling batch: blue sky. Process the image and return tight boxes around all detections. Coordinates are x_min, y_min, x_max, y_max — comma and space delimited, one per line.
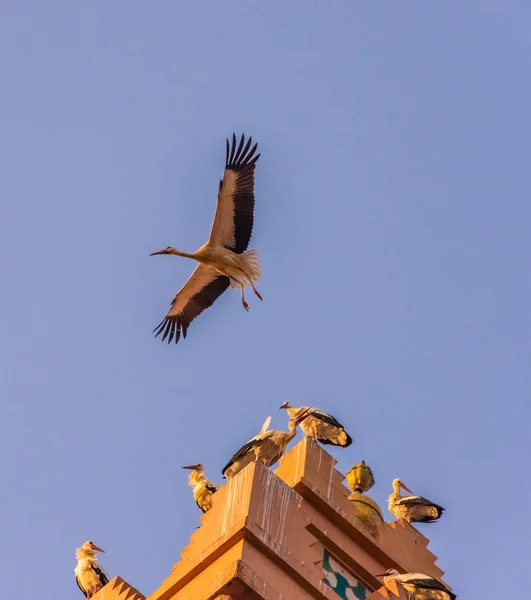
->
1, 2, 530, 598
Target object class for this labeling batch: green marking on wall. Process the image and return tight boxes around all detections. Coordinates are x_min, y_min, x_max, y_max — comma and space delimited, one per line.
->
322, 549, 369, 600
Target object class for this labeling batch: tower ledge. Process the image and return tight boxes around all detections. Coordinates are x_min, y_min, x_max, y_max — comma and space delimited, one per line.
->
92, 576, 145, 600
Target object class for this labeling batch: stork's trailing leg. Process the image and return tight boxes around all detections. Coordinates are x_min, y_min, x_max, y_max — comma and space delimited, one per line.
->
252, 285, 263, 301
240, 268, 262, 301
240, 285, 249, 312
242, 273, 262, 301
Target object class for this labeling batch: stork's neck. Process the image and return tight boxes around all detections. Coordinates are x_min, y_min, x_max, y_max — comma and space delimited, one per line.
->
76, 552, 98, 564
388, 485, 401, 511
286, 422, 298, 441
171, 249, 196, 260
393, 482, 402, 499
189, 471, 206, 487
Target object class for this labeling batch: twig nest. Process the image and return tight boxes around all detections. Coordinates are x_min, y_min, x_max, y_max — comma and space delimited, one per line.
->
346, 460, 375, 493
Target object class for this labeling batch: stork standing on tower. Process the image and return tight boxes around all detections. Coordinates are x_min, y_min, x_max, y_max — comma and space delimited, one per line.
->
150, 133, 262, 344
74, 541, 110, 599
222, 411, 313, 479
182, 464, 219, 513
388, 478, 445, 523
279, 402, 352, 447
375, 569, 456, 600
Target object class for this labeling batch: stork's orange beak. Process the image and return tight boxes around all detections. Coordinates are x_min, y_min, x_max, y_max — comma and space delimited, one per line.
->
279, 402, 289, 409
182, 465, 199, 470
374, 573, 387, 578
91, 544, 105, 553
400, 482, 413, 494
150, 249, 170, 256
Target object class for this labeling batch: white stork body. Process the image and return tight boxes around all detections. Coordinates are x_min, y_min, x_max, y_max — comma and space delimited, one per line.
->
378, 569, 456, 600
182, 464, 219, 513
74, 541, 109, 599
279, 402, 352, 447
388, 479, 445, 524
151, 133, 262, 344
222, 412, 309, 479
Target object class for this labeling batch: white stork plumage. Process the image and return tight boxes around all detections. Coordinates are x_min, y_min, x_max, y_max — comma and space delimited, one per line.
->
376, 569, 456, 600
182, 463, 219, 513
221, 411, 312, 479
150, 133, 262, 344
388, 478, 445, 524
279, 402, 352, 447
74, 541, 110, 599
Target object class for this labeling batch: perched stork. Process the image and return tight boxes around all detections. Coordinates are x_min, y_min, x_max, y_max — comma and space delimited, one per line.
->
279, 402, 352, 447
74, 541, 110, 599
182, 463, 219, 513
222, 410, 312, 479
376, 569, 456, 600
388, 478, 445, 523
150, 133, 262, 344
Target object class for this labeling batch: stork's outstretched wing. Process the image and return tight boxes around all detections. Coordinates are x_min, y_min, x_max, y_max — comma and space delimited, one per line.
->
154, 264, 230, 344
208, 133, 260, 254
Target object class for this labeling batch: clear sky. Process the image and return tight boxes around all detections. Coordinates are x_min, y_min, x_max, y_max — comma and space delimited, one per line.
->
1, 2, 530, 599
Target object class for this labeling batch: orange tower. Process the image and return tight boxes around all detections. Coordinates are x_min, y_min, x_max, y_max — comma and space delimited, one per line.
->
91, 438, 452, 600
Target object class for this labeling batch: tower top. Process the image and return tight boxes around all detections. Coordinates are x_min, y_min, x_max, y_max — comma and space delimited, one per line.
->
92, 438, 450, 600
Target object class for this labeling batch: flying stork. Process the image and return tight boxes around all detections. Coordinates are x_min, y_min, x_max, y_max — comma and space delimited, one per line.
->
279, 402, 352, 447
74, 541, 110, 599
375, 569, 456, 600
182, 463, 219, 513
150, 133, 262, 344
388, 478, 445, 524
222, 410, 313, 479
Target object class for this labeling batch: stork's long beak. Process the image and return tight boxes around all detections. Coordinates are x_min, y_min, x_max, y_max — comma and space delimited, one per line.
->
374, 573, 387, 578
279, 402, 288, 409
182, 465, 198, 470
150, 249, 170, 256
92, 544, 105, 553
400, 482, 413, 494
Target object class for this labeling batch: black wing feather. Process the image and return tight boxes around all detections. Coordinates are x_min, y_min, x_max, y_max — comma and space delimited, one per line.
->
397, 495, 445, 522
405, 577, 456, 600
299, 408, 352, 446
316, 431, 353, 447
397, 496, 445, 511
222, 434, 270, 477
312, 410, 345, 429
223, 133, 260, 254
91, 564, 110, 587
154, 273, 230, 344
76, 575, 88, 598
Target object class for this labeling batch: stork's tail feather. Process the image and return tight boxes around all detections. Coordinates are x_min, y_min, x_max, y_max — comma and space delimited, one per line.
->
242, 249, 261, 282
230, 250, 262, 288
